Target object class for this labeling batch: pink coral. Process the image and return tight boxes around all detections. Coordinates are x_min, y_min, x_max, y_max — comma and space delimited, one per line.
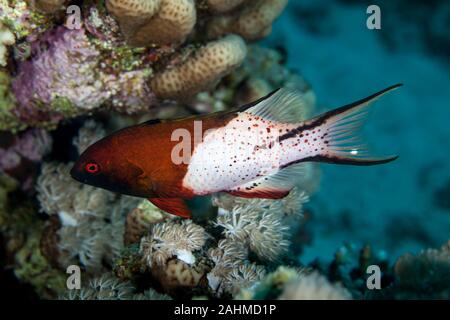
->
11, 26, 110, 126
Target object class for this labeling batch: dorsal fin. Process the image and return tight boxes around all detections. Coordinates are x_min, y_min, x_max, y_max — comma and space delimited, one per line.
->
240, 88, 310, 123
141, 118, 162, 126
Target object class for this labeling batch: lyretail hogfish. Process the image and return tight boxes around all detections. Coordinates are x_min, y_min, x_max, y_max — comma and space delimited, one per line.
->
71, 85, 401, 218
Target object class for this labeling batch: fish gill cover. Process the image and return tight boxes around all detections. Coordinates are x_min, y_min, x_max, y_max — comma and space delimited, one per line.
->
0, 0, 449, 301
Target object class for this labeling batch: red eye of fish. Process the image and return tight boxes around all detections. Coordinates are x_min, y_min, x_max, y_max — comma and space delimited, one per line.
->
85, 162, 100, 174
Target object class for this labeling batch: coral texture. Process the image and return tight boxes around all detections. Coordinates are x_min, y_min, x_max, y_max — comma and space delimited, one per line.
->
278, 272, 352, 300
149, 34, 247, 100
206, 0, 247, 14
0, 22, 14, 66
36, 123, 139, 272
107, 0, 196, 46
129, 178, 313, 298
392, 241, 450, 299
206, 0, 288, 41
1, 0, 287, 131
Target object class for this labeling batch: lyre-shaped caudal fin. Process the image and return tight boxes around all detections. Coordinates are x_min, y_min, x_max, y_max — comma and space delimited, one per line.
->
300, 84, 402, 165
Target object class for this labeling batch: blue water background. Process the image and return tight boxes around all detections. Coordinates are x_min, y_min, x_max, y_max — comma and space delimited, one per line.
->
264, 0, 450, 262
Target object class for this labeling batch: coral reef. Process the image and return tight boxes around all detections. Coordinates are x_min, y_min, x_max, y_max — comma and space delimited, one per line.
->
34, 0, 67, 14
278, 271, 352, 300
390, 241, 450, 299
106, 0, 196, 47
2, 0, 448, 303
206, 0, 288, 41
0, 22, 14, 66
0, 128, 52, 190
237, 265, 351, 300
149, 34, 247, 100
0, 0, 288, 131
188, 45, 316, 119
0, 173, 67, 299
114, 180, 313, 299
36, 121, 139, 273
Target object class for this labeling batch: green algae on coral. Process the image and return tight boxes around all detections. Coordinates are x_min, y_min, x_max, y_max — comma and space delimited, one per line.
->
0, 70, 25, 132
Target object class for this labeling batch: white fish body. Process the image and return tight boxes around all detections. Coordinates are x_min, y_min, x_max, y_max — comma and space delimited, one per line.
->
183, 86, 400, 197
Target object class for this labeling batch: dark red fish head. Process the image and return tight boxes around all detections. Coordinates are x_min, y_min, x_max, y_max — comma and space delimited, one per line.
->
70, 134, 148, 197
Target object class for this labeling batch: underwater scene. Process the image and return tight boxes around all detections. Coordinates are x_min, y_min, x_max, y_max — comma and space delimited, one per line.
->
0, 0, 449, 302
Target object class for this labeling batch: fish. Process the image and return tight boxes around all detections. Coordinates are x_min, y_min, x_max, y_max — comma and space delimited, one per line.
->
70, 84, 401, 218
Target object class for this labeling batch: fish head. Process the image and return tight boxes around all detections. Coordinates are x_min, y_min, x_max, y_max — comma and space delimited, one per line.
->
70, 133, 149, 197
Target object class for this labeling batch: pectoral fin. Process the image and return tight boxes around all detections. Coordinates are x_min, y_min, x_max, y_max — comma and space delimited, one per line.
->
148, 197, 192, 218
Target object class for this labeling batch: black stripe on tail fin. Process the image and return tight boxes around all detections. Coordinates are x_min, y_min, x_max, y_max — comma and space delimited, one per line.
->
301, 154, 399, 166
289, 84, 401, 166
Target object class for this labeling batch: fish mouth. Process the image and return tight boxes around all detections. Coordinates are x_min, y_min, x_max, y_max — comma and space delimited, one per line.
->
69, 165, 87, 184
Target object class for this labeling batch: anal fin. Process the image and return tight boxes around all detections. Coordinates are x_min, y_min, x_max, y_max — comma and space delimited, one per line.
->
148, 198, 192, 218
226, 163, 306, 199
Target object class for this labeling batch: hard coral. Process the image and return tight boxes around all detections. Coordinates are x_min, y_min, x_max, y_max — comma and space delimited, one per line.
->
189, 45, 316, 119
106, 0, 196, 46
206, 0, 247, 14
149, 34, 247, 100
206, 0, 288, 41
